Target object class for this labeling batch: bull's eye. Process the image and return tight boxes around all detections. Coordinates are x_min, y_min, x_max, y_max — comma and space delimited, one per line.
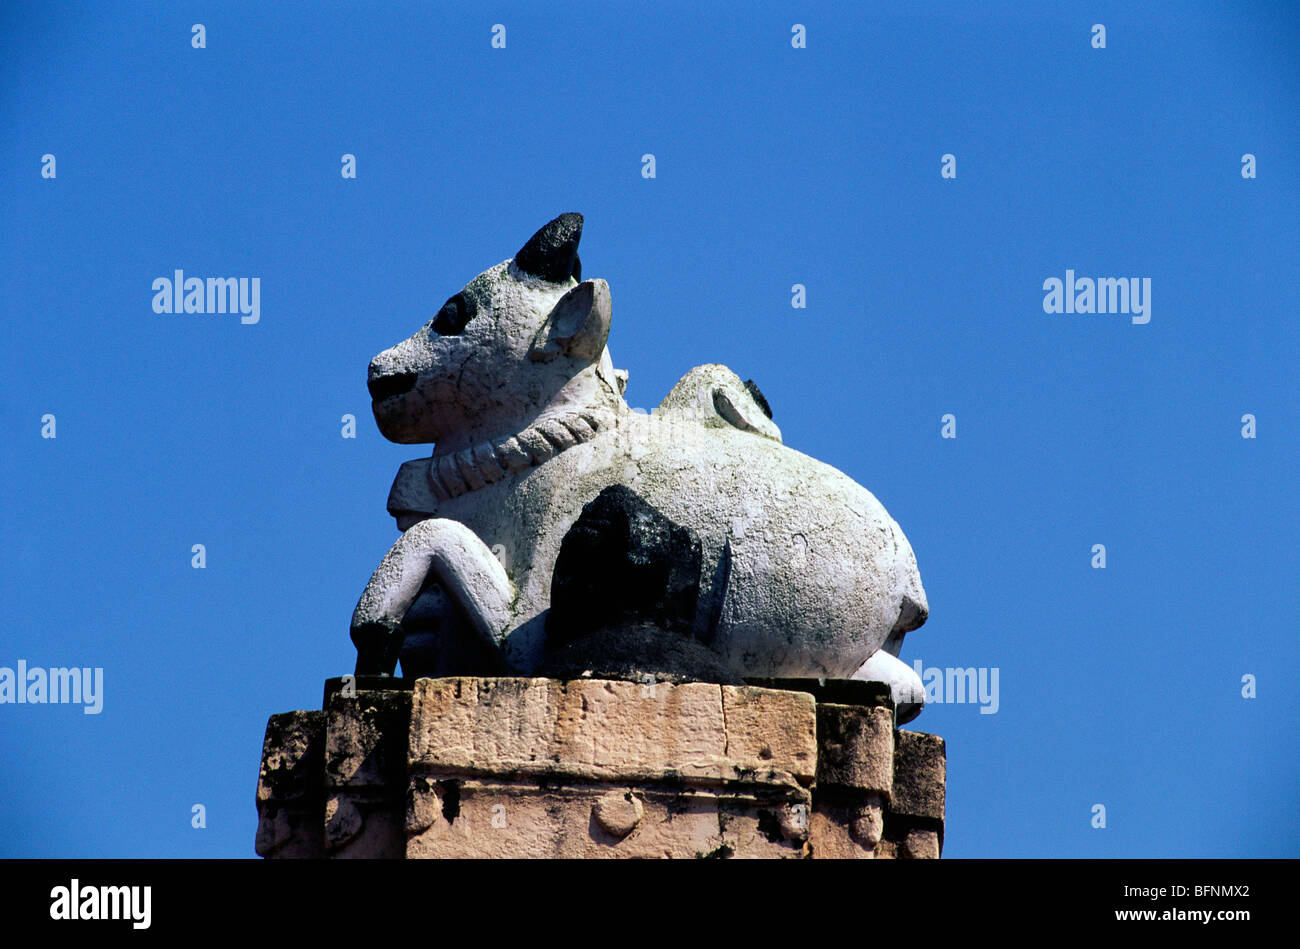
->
430, 292, 477, 336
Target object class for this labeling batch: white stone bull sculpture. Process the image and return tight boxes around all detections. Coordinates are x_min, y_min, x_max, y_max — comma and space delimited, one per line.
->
352, 213, 931, 719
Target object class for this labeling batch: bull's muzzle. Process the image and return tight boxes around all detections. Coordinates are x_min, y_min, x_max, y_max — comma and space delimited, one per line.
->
368, 371, 417, 403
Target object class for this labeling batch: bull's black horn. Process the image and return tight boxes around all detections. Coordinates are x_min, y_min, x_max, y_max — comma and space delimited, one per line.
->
515, 212, 583, 283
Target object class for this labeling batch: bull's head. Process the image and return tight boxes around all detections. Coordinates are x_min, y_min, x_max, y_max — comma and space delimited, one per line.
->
367, 213, 621, 449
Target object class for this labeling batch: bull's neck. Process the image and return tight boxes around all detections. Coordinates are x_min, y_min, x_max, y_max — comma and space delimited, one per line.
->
429, 364, 626, 462
397, 364, 628, 509
421, 405, 617, 503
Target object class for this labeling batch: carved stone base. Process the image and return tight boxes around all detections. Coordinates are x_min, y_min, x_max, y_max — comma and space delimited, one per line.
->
255, 676, 944, 859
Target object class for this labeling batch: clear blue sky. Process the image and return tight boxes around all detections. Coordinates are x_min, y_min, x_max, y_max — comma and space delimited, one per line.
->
1, 1, 1296, 858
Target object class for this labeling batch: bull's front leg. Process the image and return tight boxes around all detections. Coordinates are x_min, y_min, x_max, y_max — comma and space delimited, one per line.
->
350, 518, 515, 676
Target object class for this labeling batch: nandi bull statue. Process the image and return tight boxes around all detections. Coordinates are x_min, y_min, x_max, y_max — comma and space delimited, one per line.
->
352, 213, 931, 720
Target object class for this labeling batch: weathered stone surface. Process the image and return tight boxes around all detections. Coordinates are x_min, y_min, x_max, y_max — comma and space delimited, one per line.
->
402, 677, 820, 858
591, 790, 644, 838
255, 711, 326, 859
816, 702, 895, 796
322, 690, 411, 859
901, 828, 942, 859
325, 690, 411, 789
255, 676, 944, 860
255, 805, 324, 860
851, 794, 887, 849
257, 711, 325, 804
720, 685, 818, 778
892, 730, 946, 821
407, 677, 816, 787
808, 797, 886, 859
324, 795, 363, 849
405, 780, 810, 859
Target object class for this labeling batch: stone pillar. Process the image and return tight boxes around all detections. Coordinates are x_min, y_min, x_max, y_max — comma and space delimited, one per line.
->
882, 729, 947, 858
255, 711, 326, 859
256, 676, 945, 859
808, 698, 896, 858
322, 687, 411, 858
405, 677, 816, 858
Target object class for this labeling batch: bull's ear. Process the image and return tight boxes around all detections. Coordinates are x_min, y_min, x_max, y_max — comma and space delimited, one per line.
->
515, 212, 583, 283
712, 378, 781, 442
529, 279, 611, 363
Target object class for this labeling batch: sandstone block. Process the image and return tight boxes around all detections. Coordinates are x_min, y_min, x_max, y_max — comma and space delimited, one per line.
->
256, 676, 945, 860
901, 828, 941, 859
255, 711, 326, 859
892, 729, 946, 821
405, 779, 811, 859
721, 685, 818, 782
815, 702, 894, 796
407, 677, 815, 789
323, 689, 412, 858
324, 689, 411, 789
808, 793, 887, 859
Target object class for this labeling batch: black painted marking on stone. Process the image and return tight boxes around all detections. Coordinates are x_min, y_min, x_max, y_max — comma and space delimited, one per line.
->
547, 484, 702, 647
701, 539, 732, 646
756, 809, 785, 844
743, 677, 894, 708
537, 619, 741, 685
431, 292, 477, 336
743, 379, 773, 420
439, 779, 461, 824
367, 371, 416, 403
351, 620, 405, 676
515, 212, 583, 283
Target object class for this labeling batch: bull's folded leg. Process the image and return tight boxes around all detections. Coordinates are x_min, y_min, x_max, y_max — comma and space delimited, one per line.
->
852, 647, 926, 724
350, 518, 515, 676
351, 620, 403, 676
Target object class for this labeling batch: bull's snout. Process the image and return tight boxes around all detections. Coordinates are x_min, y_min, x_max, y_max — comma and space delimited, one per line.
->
368, 370, 417, 403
